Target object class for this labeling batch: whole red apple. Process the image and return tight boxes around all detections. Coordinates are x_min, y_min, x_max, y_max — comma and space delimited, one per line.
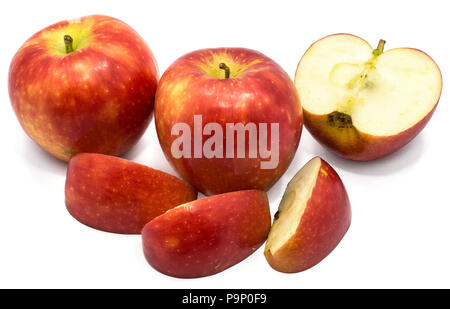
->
142, 190, 271, 278
9, 15, 158, 161
155, 48, 302, 195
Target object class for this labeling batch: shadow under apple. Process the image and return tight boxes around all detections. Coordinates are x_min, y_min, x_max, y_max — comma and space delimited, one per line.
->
21, 136, 67, 176
304, 132, 426, 176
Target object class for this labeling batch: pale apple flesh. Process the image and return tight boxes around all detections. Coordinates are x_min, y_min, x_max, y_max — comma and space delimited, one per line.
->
265, 157, 320, 254
295, 34, 442, 160
264, 157, 351, 273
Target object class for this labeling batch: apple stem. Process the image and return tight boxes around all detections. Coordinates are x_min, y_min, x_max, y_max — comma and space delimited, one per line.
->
373, 39, 386, 56
64, 35, 74, 54
219, 63, 230, 79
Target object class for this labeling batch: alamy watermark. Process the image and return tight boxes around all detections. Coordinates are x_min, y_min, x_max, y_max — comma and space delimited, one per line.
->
170, 115, 279, 169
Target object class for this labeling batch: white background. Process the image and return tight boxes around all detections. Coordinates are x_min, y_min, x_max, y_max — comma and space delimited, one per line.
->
0, 0, 449, 288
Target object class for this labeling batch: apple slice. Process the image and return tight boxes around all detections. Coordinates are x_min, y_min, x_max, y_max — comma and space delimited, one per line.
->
264, 157, 351, 273
142, 190, 271, 278
295, 34, 442, 161
65, 153, 197, 234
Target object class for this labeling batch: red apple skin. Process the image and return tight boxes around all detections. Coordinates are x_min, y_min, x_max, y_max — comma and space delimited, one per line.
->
303, 104, 438, 161
265, 158, 351, 273
9, 15, 158, 161
142, 190, 271, 278
65, 153, 197, 234
155, 48, 302, 195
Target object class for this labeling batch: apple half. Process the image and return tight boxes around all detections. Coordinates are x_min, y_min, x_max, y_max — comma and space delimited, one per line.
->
264, 157, 351, 273
65, 153, 197, 234
142, 190, 271, 278
295, 34, 442, 161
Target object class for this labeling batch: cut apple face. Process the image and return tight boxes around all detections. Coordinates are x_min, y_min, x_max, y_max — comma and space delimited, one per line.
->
295, 34, 442, 160
265, 157, 320, 254
264, 157, 351, 273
